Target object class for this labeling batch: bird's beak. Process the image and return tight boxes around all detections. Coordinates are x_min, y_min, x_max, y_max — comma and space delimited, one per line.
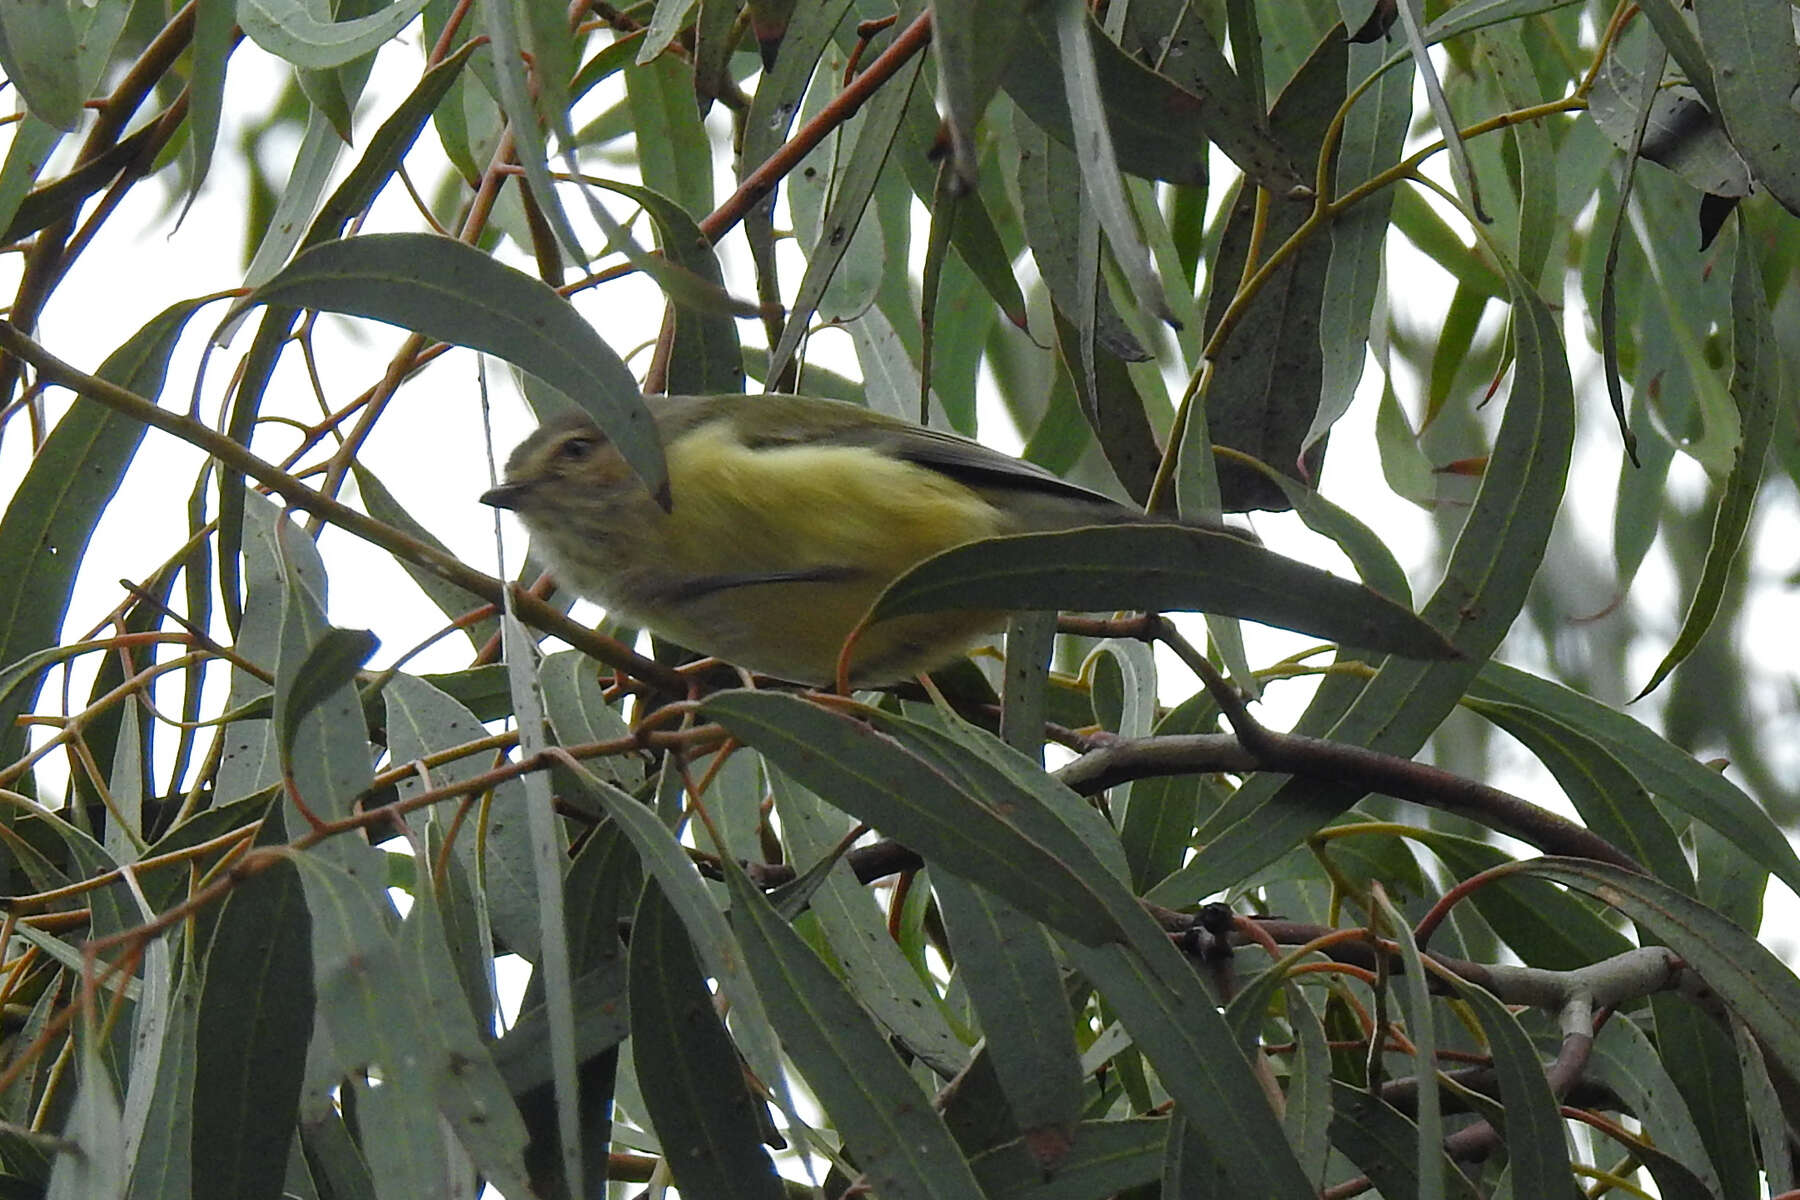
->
480, 483, 527, 510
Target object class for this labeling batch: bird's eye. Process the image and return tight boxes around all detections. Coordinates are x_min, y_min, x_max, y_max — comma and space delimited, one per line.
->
556, 436, 597, 461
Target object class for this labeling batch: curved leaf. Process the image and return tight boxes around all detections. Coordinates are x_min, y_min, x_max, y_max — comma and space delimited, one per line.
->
1150, 240, 1574, 905
871, 524, 1457, 661
703, 690, 1124, 946
1470, 662, 1800, 897
248, 233, 665, 500
1525, 858, 1800, 1088
239, 0, 431, 70
0, 298, 209, 763
1693, 0, 1800, 214
1202, 30, 1340, 510
1636, 221, 1777, 697
1002, 6, 1302, 192
721, 862, 989, 1200
628, 885, 786, 1200
0, 0, 83, 129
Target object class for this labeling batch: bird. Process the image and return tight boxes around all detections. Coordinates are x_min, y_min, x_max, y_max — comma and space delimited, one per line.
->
480, 393, 1243, 685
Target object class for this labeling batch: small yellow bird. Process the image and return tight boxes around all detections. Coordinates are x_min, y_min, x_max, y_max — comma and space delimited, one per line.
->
480, 393, 1237, 684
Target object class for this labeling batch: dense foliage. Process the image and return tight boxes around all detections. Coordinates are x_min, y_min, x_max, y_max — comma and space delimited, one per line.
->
0, 0, 1798, 1196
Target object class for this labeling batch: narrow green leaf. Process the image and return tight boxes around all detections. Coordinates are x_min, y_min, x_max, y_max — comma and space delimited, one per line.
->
537, 650, 640, 788
1283, 984, 1332, 1185
769, 47, 923, 381
1470, 662, 1800, 898
0, 0, 83, 128
934, 874, 1082, 1131
1120, 693, 1215, 891
0, 297, 209, 763
1736, 1021, 1795, 1195
480, 0, 584, 259
967, 1117, 1165, 1197
1375, 382, 1438, 506
1392, 0, 1483, 220
1637, 222, 1777, 697
1002, 5, 1301, 192
1200, 29, 1341, 510
1118, 1, 1276, 180
1693, 0, 1800, 214
297, 1104, 377, 1199
397, 866, 535, 1194
638, 0, 697, 61
124, 968, 201, 1199
498, 610, 583, 1196
1651, 994, 1759, 1200
737, 0, 850, 175
179, 0, 236, 215
628, 885, 786, 1200
1479, 26, 1556, 286
1526, 859, 1800, 1087
271, 555, 378, 842
894, 101, 1028, 329
582, 177, 742, 394
771, 772, 967, 1076
931, 0, 1027, 182
1061, 939, 1319, 1198
381, 671, 542, 958
1052, 0, 1174, 327
239, 0, 430, 69
0, 117, 62, 241
242, 110, 347, 287
1633, 0, 1718, 112
555, 756, 792, 1127
872, 524, 1456, 661
1014, 113, 1147, 364
1312, 37, 1412, 447
274, 628, 378, 768
999, 610, 1055, 761
1371, 890, 1442, 1199
1694, 819, 1766, 936
722, 860, 989, 1199
1440, 976, 1574, 1196
1327, 1083, 1484, 1200
622, 50, 715, 217
192, 858, 313, 1200
348, 1077, 450, 1196
249, 233, 664, 500
1151, 226, 1572, 906
47, 1026, 125, 1199
1586, 1017, 1724, 1199
703, 690, 1124, 946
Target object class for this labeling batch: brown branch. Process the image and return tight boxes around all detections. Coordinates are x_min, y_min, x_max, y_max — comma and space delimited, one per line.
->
0, 320, 689, 694
697, 10, 932, 245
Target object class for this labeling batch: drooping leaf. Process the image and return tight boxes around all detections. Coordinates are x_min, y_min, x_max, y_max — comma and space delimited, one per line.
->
247, 233, 664, 500
0, 298, 210, 764
872, 524, 1457, 661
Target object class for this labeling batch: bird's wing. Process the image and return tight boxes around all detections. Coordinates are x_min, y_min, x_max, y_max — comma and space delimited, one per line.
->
663, 393, 1141, 510
842, 421, 1137, 509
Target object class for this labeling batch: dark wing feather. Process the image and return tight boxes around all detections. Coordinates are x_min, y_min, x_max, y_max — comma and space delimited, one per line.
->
660, 393, 1137, 510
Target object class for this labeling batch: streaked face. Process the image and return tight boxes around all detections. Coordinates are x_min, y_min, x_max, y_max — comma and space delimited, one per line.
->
479, 416, 638, 520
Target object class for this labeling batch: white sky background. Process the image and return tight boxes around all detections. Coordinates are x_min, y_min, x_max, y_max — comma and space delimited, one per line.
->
3, 9, 1800, 1075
